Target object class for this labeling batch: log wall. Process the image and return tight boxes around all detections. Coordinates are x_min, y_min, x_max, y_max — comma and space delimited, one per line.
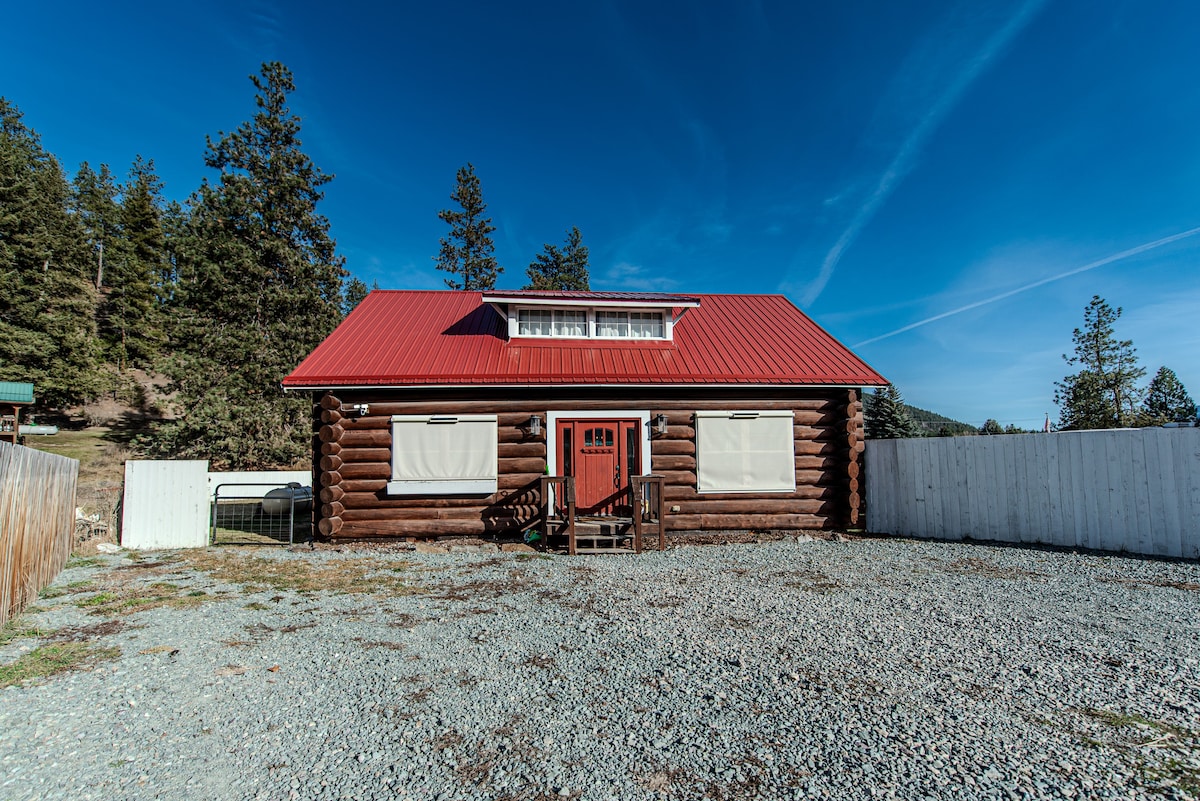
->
312, 388, 864, 541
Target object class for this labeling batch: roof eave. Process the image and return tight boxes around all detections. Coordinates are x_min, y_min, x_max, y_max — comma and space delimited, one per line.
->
282, 380, 886, 392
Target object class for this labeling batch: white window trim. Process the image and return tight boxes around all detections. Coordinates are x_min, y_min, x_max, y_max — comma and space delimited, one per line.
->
694, 410, 797, 494
386, 414, 498, 496
546, 410, 652, 506
507, 306, 674, 341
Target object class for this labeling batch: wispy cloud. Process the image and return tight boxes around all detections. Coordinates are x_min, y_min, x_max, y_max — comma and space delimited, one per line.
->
799, 0, 1045, 307
598, 261, 680, 292
852, 226, 1200, 348
220, 0, 285, 64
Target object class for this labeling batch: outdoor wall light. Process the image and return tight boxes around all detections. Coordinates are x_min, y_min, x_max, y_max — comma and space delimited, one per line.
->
529, 415, 543, 436
654, 413, 668, 435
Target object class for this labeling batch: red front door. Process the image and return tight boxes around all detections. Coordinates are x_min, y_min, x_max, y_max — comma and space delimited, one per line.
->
557, 419, 640, 515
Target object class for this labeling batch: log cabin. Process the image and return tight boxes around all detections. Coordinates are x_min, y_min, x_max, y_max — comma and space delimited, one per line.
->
283, 290, 887, 551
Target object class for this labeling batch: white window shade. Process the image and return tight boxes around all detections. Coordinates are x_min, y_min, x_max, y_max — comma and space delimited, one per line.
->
388, 414, 498, 495
518, 309, 552, 336
596, 311, 630, 337
629, 312, 664, 338
553, 310, 587, 337
695, 411, 796, 493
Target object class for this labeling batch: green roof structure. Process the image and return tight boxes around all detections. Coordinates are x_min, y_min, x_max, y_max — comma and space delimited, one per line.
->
0, 382, 34, 405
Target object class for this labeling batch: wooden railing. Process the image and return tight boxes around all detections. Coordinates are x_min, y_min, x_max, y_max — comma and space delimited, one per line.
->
0, 442, 78, 623
630, 475, 667, 552
540, 474, 667, 555
539, 475, 577, 555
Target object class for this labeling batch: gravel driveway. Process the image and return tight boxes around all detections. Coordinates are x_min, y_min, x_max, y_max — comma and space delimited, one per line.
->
2, 537, 1198, 801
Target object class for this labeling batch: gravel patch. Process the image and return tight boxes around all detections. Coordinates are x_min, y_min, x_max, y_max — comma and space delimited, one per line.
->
1, 538, 1198, 800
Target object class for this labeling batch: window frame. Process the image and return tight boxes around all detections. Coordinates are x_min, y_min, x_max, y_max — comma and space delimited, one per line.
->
694, 410, 797, 494
509, 305, 673, 341
386, 414, 498, 496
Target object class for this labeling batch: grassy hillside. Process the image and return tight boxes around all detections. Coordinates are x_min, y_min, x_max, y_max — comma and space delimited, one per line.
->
904, 404, 977, 437
21, 425, 142, 553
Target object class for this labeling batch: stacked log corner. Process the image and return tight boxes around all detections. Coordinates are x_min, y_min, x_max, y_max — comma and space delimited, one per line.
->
317, 392, 345, 537
312, 390, 863, 542
309, 394, 325, 541
844, 388, 865, 529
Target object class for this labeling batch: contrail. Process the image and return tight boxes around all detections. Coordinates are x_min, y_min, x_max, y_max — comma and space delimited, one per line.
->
852, 226, 1200, 348
801, 0, 1045, 307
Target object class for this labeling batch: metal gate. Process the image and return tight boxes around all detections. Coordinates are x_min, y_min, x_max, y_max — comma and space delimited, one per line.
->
211, 482, 313, 546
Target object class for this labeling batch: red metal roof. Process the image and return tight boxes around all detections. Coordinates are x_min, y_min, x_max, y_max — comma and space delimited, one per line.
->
283, 291, 888, 388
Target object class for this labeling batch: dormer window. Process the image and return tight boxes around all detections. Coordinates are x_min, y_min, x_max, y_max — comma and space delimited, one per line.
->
518, 308, 586, 337
482, 290, 700, 342
595, 311, 629, 337
596, 311, 665, 338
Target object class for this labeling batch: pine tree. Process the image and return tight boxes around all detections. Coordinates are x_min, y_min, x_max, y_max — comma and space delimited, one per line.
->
1054, 296, 1145, 430
435, 163, 501, 290
72, 162, 124, 292
1143, 366, 1196, 423
864, 384, 921, 439
0, 98, 102, 407
342, 277, 376, 315
525, 226, 590, 290
73, 158, 165, 372
148, 63, 348, 469
115, 156, 168, 367
979, 419, 1004, 435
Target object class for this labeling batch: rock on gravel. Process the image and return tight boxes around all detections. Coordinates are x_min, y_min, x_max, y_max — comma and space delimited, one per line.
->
1, 538, 1198, 800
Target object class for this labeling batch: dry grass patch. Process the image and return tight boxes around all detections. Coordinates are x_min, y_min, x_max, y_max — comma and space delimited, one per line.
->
1099, 576, 1200, 593
772, 568, 847, 594
0, 641, 120, 688
0, 619, 54, 645
48, 620, 127, 641
945, 557, 1045, 580
355, 638, 405, 650
74, 583, 213, 616
179, 551, 424, 596
431, 574, 535, 601
1041, 707, 1200, 796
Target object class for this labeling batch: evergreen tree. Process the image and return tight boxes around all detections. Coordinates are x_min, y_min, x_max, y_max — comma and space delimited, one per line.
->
979, 419, 1004, 435
525, 226, 590, 290
864, 384, 921, 439
148, 63, 348, 469
342, 277, 376, 315
73, 157, 166, 371
1054, 296, 1145, 429
114, 156, 168, 367
159, 199, 190, 304
72, 162, 125, 292
0, 98, 102, 407
435, 163, 501, 290
1143, 366, 1196, 423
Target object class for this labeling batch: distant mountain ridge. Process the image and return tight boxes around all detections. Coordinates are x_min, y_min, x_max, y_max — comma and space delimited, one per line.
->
903, 404, 977, 437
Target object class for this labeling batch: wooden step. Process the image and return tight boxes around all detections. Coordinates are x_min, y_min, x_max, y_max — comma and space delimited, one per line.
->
573, 547, 637, 555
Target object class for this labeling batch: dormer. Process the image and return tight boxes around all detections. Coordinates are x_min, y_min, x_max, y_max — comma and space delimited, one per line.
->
481, 290, 701, 343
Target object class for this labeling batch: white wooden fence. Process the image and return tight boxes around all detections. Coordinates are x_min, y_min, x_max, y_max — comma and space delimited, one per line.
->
866, 428, 1200, 558
121, 461, 310, 549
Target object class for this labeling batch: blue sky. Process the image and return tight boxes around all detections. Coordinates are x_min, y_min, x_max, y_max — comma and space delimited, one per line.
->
4, 1, 1199, 427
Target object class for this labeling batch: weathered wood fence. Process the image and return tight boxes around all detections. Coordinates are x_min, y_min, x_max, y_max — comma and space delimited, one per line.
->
0, 441, 78, 623
866, 428, 1200, 558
